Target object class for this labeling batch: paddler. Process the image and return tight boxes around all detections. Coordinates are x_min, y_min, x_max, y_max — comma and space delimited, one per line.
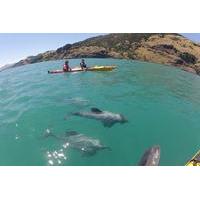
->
80, 59, 87, 70
63, 60, 71, 72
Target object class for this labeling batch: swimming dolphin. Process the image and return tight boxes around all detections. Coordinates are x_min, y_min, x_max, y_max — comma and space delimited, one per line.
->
138, 145, 160, 166
72, 107, 128, 127
64, 97, 90, 107
44, 130, 111, 156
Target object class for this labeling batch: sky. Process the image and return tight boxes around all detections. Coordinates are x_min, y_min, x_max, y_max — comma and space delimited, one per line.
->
181, 33, 200, 43
0, 33, 200, 67
0, 33, 103, 67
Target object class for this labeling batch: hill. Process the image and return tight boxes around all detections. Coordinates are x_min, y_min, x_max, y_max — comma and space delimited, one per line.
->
3, 33, 200, 74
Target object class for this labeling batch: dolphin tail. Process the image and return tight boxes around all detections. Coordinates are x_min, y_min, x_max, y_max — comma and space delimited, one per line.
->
64, 114, 73, 120
64, 111, 80, 120
71, 111, 81, 116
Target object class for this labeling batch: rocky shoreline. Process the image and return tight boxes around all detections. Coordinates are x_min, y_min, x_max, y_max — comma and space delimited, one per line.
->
2, 33, 200, 75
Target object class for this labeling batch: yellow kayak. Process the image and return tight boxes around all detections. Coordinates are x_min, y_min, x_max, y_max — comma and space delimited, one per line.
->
186, 150, 200, 166
48, 65, 116, 74
88, 66, 116, 71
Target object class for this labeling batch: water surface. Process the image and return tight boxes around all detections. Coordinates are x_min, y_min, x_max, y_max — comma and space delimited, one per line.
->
1, 58, 200, 165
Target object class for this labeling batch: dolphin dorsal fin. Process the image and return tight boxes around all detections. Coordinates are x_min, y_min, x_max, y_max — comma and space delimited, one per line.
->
91, 107, 103, 114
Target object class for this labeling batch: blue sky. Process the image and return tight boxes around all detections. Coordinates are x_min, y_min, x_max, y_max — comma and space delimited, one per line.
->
0, 33, 103, 67
0, 33, 200, 67
181, 33, 200, 43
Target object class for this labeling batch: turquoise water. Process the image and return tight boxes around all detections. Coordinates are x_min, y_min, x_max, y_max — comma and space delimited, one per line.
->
1, 58, 200, 166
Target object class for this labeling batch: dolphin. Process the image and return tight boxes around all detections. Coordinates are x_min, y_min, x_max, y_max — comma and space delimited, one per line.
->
72, 107, 128, 127
64, 97, 90, 107
138, 145, 161, 166
44, 130, 111, 156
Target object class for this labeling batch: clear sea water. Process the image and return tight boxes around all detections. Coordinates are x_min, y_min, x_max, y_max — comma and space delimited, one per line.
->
1, 58, 200, 166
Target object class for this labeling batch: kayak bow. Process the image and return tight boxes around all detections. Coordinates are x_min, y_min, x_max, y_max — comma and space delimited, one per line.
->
186, 150, 200, 166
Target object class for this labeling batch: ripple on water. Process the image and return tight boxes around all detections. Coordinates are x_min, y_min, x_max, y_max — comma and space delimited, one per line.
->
1, 59, 200, 166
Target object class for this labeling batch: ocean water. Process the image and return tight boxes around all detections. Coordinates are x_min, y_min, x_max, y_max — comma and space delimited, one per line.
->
1, 58, 200, 166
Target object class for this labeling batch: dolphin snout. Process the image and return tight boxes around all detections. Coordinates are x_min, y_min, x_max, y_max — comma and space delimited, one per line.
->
138, 145, 161, 166
120, 114, 128, 123
123, 118, 128, 123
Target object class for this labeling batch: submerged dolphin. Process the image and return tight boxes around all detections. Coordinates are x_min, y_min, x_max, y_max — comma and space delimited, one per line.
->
138, 145, 160, 166
44, 130, 111, 156
72, 107, 128, 127
64, 97, 90, 107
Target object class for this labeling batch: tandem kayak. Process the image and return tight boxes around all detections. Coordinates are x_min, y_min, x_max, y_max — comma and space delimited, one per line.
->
186, 150, 200, 166
48, 66, 116, 74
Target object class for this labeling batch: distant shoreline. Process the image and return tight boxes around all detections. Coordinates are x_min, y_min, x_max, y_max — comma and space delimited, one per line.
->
0, 58, 197, 77
1, 33, 200, 75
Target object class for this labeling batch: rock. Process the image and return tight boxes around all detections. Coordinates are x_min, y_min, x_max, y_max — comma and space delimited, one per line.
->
194, 63, 200, 75
181, 67, 197, 74
175, 59, 184, 65
56, 44, 72, 54
179, 52, 197, 64
152, 44, 178, 54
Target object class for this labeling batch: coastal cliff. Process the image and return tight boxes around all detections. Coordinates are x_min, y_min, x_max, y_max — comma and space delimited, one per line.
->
3, 33, 200, 74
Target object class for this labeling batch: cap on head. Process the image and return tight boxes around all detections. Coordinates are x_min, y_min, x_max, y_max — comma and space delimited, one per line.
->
81, 59, 85, 62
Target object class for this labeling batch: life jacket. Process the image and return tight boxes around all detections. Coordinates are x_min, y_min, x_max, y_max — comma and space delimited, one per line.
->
80, 62, 86, 68
63, 64, 69, 71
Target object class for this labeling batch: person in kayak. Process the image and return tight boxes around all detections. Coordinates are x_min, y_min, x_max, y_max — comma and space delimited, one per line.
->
63, 60, 72, 72
80, 59, 87, 70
